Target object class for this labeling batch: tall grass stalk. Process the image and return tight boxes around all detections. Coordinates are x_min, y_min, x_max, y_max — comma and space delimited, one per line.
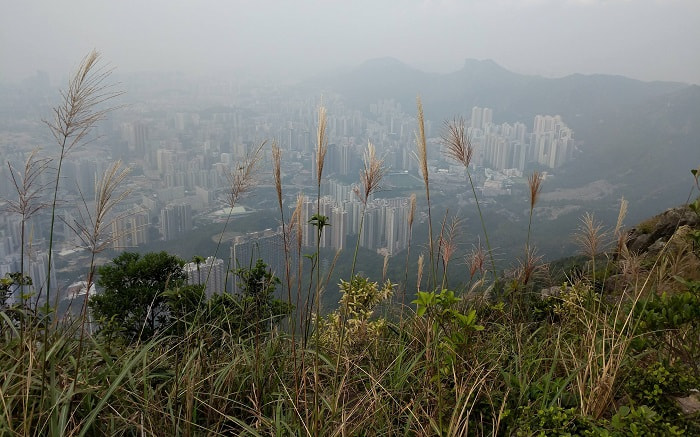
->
442, 117, 497, 282
312, 103, 328, 436
575, 212, 606, 286
272, 141, 300, 409
5, 150, 51, 334
416, 97, 437, 289
401, 193, 417, 317
442, 214, 461, 291
526, 170, 543, 253
41, 49, 121, 406
68, 160, 131, 402
206, 142, 263, 287
350, 141, 386, 277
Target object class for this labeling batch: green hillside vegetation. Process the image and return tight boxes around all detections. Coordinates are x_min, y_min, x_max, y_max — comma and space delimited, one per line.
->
1, 51, 699, 436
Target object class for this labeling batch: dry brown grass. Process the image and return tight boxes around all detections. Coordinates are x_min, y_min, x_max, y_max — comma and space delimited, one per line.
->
528, 171, 543, 212
562, 283, 645, 419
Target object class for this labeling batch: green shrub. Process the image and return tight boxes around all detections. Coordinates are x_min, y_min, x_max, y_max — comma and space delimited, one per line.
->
609, 405, 685, 436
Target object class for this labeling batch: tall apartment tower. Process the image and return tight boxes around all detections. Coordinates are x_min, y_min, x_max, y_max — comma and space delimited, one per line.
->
184, 256, 225, 296
481, 108, 493, 129
160, 203, 192, 241
111, 207, 149, 248
230, 228, 293, 295
470, 106, 483, 130
532, 115, 574, 168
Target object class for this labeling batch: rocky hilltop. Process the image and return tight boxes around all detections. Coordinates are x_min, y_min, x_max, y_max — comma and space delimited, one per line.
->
627, 203, 700, 257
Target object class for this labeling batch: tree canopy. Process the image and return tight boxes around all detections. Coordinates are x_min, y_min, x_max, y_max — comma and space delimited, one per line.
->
90, 251, 187, 342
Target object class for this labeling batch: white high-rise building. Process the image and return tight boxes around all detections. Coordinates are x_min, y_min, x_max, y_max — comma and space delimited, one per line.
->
470, 106, 483, 130
230, 228, 294, 295
160, 203, 192, 241
184, 256, 225, 296
482, 107, 493, 129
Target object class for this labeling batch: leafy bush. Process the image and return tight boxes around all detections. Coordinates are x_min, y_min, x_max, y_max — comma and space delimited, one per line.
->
207, 259, 292, 338
632, 279, 700, 372
315, 275, 393, 354
623, 360, 698, 435
89, 251, 188, 343
608, 405, 685, 436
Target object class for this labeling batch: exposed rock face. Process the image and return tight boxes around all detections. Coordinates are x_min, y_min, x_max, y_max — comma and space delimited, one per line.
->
673, 390, 700, 415
626, 205, 700, 255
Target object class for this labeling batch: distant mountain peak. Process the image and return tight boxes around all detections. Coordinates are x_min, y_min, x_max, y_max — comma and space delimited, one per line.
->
360, 57, 408, 68
463, 58, 501, 67
460, 58, 511, 74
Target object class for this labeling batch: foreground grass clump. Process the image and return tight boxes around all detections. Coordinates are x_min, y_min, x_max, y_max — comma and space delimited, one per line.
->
2, 248, 698, 435
2, 52, 699, 435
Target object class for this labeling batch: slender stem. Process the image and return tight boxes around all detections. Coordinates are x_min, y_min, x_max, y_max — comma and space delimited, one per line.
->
205, 206, 234, 288
40, 141, 67, 405
401, 231, 413, 323
350, 203, 367, 278
19, 222, 25, 340
313, 183, 322, 436
466, 169, 497, 282
438, 211, 448, 291
277, 196, 299, 410
526, 208, 534, 254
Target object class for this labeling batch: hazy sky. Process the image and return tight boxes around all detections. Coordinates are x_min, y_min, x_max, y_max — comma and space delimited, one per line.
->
2, 0, 699, 84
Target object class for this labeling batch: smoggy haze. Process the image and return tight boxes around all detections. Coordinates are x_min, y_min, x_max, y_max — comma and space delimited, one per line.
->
1, 0, 699, 84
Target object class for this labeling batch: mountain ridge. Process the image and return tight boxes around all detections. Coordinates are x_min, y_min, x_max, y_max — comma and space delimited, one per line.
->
298, 57, 700, 225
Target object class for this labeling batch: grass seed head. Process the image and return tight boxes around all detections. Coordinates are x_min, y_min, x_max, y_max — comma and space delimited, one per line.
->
442, 117, 473, 168
528, 171, 544, 211
358, 141, 386, 204
316, 105, 328, 186
225, 142, 264, 208
415, 97, 429, 187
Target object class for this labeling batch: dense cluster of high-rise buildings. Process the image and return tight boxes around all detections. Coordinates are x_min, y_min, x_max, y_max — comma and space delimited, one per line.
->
469, 107, 574, 171
0, 73, 575, 301
297, 193, 411, 255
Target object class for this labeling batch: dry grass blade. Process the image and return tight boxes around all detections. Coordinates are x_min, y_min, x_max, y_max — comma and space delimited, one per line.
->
272, 141, 283, 211
415, 98, 428, 186
4, 150, 52, 219
291, 194, 305, 252
527, 171, 543, 211
415, 96, 437, 287
466, 243, 486, 278
358, 141, 387, 205
613, 197, 628, 253
575, 212, 605, 260
316, 106, 328, 186
408, 193, 416, 228
382, 253, 390, 282
69, 161, 132, 254
442, 117, 473, 168
516, 246, 545, 286
224, 142, 264, 208
440, 216, 461, 268
613, 197, 628, 238
416, 254, 424, 292
45, 50, 123, 156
